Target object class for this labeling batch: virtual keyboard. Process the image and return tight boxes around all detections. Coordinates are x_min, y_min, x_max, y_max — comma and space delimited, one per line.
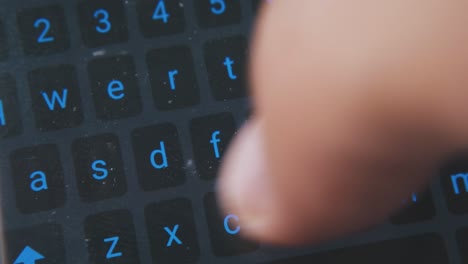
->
1, 0, 468, 263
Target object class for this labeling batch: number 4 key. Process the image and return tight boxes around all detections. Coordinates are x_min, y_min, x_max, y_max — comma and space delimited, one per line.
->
137, 0, 186, 38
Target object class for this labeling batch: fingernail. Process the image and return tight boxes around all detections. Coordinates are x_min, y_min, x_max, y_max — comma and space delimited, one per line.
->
217, 120, 275, 237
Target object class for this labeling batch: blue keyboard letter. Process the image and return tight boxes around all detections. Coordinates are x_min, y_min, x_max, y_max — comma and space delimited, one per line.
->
41, 89, 68, 111
223, 57, 237, 80
103, 236, 123, 259
0, 99, 5, 126
224, 214, 240, 235
29, 171, 49, 192
451, 173, 468, 195
164, 225, 183, 247
210, 0, 226, 15
91, 160, 109, 180
210, 131, 221, 159
107, 80, 125, 100
150, 141, 168, 169
168, 70, 179, 90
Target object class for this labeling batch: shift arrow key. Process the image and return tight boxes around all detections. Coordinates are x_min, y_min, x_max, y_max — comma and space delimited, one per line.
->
14, 246, 44, 264
6, 223, 66, 264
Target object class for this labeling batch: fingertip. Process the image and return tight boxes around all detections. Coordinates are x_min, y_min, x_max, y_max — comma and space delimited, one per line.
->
217, 120, 299, 245
216, 120, 273, 238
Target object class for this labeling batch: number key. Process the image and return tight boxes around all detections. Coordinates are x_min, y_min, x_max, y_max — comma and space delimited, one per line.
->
77, 0, 128, 48
137, 0, 186, 38
195, 0, 242, 28
17, 5, 70, 56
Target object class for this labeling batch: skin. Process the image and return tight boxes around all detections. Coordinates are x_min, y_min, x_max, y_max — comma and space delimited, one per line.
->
217, 0, 468, 245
